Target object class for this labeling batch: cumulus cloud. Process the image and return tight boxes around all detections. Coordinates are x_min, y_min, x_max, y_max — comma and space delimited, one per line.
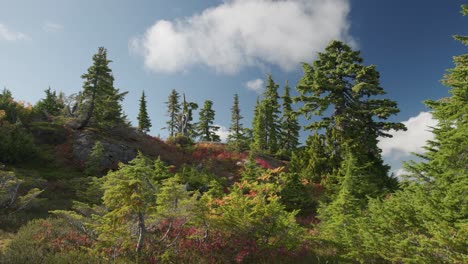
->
43, 22, 63, 33
245, 78, 264, 94
378, 112, 437, 160
130, 0, 354, 74
0, 23, 30, 41
216, 125, 231, 142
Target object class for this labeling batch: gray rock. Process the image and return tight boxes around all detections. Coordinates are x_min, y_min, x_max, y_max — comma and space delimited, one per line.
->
72, 130, 138, 171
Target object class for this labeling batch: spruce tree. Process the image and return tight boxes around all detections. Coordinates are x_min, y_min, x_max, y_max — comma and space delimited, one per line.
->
354, 9, 468, 261
35, 87, 64, 117
227, 94, 246, 151
263, 75, 281, 153
251, 75, 281, 154
137, 91, 151, 133
165, 89, 180, 137
296, 41, 405, 198
251, 97, 267, 151
79, 47, 127, 129
279, 81, 300, 157
196, 100, 220, 142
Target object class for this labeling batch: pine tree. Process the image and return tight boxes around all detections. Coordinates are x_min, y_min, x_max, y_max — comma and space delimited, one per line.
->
251, 75, 281, 154
196, 100, 220, 142
296, 41, 405, 198
137, 91, 151, 133
165, 89, 181, 137
79, 47, 127, 129
98, 152, 156, 256
251, 97, 267, 151
279, 81, 300, 157
85, 141, 105, 176
35, 87, 64, 117
227, 94, 246, 151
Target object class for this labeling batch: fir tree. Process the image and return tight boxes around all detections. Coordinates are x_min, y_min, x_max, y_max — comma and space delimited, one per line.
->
251, 75, 281, 154
85, 141, 105, 176
279, 81, 300, 157
137, 90, 151, 133
35, 87, 64, 117
79, 47, 127, 129
227, 94, 246, 151
165, 89, 180, 137
296, 41, 405, 198
196, 100, 220, 142
251, 97, 267, 152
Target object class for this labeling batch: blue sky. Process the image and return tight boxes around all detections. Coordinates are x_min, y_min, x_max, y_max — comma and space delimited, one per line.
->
1, 0, 466, 174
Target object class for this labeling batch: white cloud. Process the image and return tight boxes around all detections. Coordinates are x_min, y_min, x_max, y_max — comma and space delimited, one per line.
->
245, 78, 264, 94
216, 125, 231, 143
378, 112, 437, 160
131, 0, 354, 74
0, 23, 30, 41
43, 22, 63, 33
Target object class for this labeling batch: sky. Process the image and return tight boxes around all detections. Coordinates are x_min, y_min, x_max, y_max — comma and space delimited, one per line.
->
1, 0, 467, 175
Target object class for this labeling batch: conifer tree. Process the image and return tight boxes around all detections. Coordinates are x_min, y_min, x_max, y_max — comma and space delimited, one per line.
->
251, 97, 267, 151
35, 87, 64, 117
227, 94, 246, 151
349, 8, 468, 262
263, 75, 281, 153
85, 141, 105, 176
296, 41, 405, 197
98, 152, 156, 256
279, 81, 300, 156
137, 91, 151, 133
196, 100, 220, 142
251, 75, 281, 154
79, 47, 127, 129
165, 89, 180, 137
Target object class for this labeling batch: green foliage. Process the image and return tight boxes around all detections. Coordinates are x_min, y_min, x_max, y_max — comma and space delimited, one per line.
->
252, 75, 281, 154
0, 88, 33, 124
227, 94, 247, 152
296, 40, 403, 199
84, 141, 105, 176
338, 8, 468, 263
0, 170, 43, 213
79, 47, 127, 129
34, 87, 64, 119
137, 90, 151, 133
196, 100, 220, 142
208, 168, 305, 251
0, 218, 96, 264
0, 123, 37, 164
279, 81, 300, 157
165, 89, 180, 137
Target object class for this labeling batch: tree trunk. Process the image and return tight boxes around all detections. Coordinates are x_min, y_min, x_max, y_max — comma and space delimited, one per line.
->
136, 212, 146, 255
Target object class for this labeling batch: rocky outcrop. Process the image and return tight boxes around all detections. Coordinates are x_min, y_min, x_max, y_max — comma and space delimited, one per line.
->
72, 130, 137, 170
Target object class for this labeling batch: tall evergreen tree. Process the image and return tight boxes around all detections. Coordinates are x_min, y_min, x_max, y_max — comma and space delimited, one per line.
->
251, 97, 267, 151
279, 81, 300, 157
196, 100, 220, 142
296, 41, 405, 198
137, 91, 151, 133
251, 75, 281, 154
263, 75, 281, 154
227, 94, 246, 151
79, 47, 127, 129
351, 9, 468, 262
165, 89, 180, 137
